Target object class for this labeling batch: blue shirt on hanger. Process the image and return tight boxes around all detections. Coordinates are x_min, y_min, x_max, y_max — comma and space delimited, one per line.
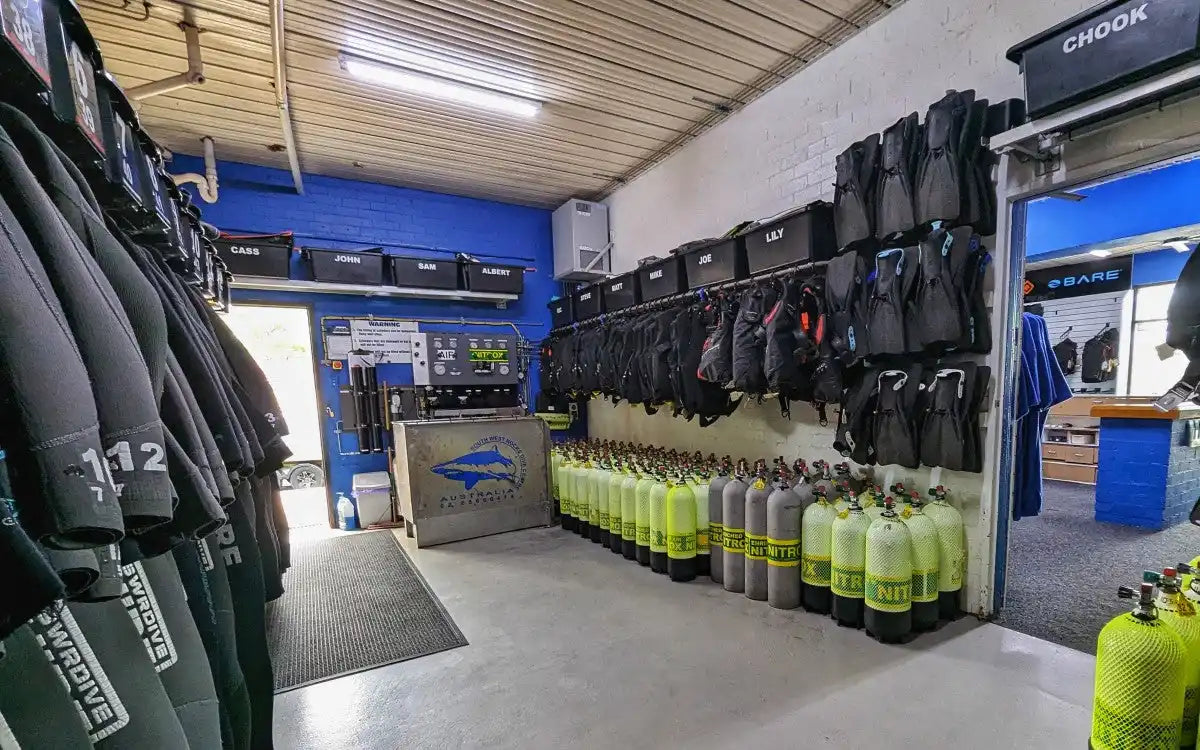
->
1014, 312, 1071, 520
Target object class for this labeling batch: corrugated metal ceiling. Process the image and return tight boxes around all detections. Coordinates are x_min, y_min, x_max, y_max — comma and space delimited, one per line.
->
80, 0, 898, 207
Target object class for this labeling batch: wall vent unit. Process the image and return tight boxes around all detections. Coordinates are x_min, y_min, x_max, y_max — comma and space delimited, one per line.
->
552, 198, 610, 281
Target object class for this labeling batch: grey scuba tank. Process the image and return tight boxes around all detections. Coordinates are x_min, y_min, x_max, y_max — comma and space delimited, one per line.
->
791, 460, 815, 513
744, 460, 771, 601
708, 460, 733, 585
722, 460, 750, 593
766, 477, 802, 610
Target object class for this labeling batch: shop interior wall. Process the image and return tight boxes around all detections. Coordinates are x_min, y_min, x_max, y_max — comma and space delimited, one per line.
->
591, 0, 1096, 615
174, 156, 554, 516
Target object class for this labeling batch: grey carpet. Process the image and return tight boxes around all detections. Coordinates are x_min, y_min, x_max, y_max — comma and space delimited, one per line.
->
997, 480, 1198, 654
266, 531, 467, 692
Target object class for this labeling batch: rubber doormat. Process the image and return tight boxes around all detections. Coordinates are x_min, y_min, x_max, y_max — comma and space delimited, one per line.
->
266, 531, 467, 692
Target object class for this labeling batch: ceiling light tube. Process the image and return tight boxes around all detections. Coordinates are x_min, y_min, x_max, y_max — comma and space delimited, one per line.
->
340, 54, 541, 118
1089, 249, 1113, 258
1169, 240, 1193, 253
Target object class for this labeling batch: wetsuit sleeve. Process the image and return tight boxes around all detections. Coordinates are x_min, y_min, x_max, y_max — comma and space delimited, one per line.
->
0, 192, 122, 549
0, 451, 65, 637
0, 118, 171, 531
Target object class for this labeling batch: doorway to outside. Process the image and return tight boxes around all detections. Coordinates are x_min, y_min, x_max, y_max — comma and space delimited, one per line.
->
225, 304, 327, 530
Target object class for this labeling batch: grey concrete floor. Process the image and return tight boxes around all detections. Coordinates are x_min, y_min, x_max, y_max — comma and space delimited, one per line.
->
274, 526, 1095, 749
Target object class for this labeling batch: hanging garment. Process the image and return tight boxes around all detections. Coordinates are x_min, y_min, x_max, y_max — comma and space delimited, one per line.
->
1081, 327, 1119, 383
1052, 338, 1078, 375
731, 283, 778, 395
875, 113, 921, 239
871, 366, 923, 469
825, 249, 865, 365
833, 134, 880, 248
1013, 313, 1072, 520
698, 295, 738, 386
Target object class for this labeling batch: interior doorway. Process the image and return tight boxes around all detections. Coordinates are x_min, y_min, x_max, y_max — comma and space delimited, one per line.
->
225, 304, 327, 529
997, 155, 1200, 653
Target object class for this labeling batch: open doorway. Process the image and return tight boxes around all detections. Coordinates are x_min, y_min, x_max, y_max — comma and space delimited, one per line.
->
224, 304, 327, 529
998, 156, 1200, 653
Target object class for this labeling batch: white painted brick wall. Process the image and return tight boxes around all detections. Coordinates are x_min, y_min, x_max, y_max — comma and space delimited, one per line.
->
590, 0, 1098, 615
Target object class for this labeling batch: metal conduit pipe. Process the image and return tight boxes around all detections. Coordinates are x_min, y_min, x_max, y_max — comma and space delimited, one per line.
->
271, 0, 305, 195
172, 135, 219, 203
128, 19, 204, 100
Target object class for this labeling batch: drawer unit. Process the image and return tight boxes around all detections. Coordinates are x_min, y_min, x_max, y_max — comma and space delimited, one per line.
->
682, 236, 746, 289
741, 201, 836, 274
601, 272, 640, 312
1042, 445, 1097, 465
571, 282, 605, 319
305, 247, 386, 285
1043, 461, 1097, 484
548, 297, 573, 328
391, 255, 459, 290
214, 234, 293, 279
461, 262, 524, 294
636, 256, 686, 301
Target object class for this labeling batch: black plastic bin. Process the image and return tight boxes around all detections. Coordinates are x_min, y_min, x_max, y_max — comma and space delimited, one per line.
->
549, 297, 574, 327
637, 256, 686, 301
572, 283, 605, 319
742, 201, 836, 274
602, 272, 640, 312
391, 255, 459, 290
1007, 0, 1200, 120
683, 236, 747, 289
305, 247, 386, 285
461, 262, 524, 294
214, 234, 293, 279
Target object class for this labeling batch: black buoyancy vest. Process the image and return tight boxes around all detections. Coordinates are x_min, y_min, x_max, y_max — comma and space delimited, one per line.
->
1052, 338, 1078, 375
825, 250, 864, 365
732, 284, 778, 394
698, 295, 737, 386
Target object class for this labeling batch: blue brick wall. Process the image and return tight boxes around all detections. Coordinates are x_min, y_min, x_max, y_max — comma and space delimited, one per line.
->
173, 156, 557, 522
1166, 420, 1200, 526
1095, 418, 1172, 529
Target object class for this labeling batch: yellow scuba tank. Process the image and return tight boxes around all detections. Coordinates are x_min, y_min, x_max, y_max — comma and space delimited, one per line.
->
587, 461, 604, 544
864, 498, 912, 644
550, 446, 561, 512
801, 483, 835, 614
649, 467, 670, 574
607, 463, 625, 555
922, 485, 965, 620
692, 468, 711, 578
830, 491, 870, 629
1091, 583, 1187, 750
558, 453, 576, 533
572, 456, 591, 538
665, 470, 698, 582
620, 465, 639, 561
596, 460, 613, 547
1150, 568, 1200, 749
900, 490, 940, 633
1183, 556, 1200, 599
634, 468, 656, 567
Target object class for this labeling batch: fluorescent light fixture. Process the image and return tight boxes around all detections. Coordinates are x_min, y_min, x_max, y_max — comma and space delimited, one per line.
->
1169, 240, 1193, 253
1089, 249, 1113, 258
340, 54, 541, 118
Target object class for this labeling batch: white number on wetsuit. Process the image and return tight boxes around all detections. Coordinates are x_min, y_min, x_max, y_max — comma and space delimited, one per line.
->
81, 447, 114, 502
105, 441, 167, 473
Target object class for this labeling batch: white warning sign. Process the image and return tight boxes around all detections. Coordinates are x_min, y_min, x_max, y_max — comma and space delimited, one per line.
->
349, 319, 419, 363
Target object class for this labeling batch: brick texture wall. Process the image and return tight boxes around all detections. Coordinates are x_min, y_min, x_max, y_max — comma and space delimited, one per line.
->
173, 157, 555, 512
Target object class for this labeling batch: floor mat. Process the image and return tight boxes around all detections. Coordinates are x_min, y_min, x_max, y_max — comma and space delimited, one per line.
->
997, 480, 1198, 654
267, 531, 467, 691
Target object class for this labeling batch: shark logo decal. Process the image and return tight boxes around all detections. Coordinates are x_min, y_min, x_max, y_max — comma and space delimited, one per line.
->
430, 436, 528, 494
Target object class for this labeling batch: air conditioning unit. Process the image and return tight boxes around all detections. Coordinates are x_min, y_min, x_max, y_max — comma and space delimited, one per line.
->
552, 198, 610, 281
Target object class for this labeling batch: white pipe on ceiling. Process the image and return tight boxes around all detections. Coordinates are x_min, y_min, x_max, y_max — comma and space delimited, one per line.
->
271, 0, 305, 195
127, 19, 204, 101
172, 136, 219, 203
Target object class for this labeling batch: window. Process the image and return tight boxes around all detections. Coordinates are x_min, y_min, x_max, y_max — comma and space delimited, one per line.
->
1128, 283, 1188, 395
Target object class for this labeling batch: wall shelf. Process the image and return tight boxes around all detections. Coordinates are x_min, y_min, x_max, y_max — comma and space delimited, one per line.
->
231, 276, 518, 307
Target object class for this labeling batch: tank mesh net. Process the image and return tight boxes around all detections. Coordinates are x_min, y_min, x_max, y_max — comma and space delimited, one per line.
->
864, 518, 912, 613
801, 503, 833, 586
831, 511, 869, 598
1091, 615, 1186, 750
923, 501, 964, 593
903, 512, 940, 604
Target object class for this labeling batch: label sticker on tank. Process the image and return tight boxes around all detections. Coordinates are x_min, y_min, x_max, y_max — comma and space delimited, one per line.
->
667, 534, 696, 555
722, 527, 745, 554
801, 555, 831, 585
865, 575, 912, 612
767, 538, 800, 567
636, 525, 651, 546
744, 533, 768, 560
709, 522, 723, 546
831, 566, 865, 596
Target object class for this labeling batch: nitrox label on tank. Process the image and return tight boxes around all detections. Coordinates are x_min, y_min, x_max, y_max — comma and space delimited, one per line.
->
866, 576, 912, 612
831, 566, 865, 597
709, 522, 724, 547
767, 538, 799, 567
722, 527, 745, 554
744, 533, 768, 561
801, 554, 831, 585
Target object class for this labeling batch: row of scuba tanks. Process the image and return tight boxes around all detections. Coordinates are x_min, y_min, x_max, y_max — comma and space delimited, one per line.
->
1091, 566, 1200, 750
549, 439, 966, 643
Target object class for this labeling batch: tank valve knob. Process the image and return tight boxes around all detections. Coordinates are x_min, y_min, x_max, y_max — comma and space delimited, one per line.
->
1118, 586, 1135, 599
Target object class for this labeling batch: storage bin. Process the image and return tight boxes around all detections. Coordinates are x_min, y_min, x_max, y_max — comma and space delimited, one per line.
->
602, 272, 640, 312
742, 202, 836, 275
572, 282, 605, 319
0, 0, 54, 99
214, 234, 293, 279
637, 256, 686, 301
390, 255, 459, 290
461, 262, 524, 294
683, 236, 746, 289
43, 0, 105, 161
305, 247, 386, 285
1007, 0, 1200, 120
548, 297, 573, 327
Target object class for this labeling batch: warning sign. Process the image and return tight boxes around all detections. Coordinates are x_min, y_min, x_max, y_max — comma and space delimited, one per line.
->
349, 319, 418, 363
